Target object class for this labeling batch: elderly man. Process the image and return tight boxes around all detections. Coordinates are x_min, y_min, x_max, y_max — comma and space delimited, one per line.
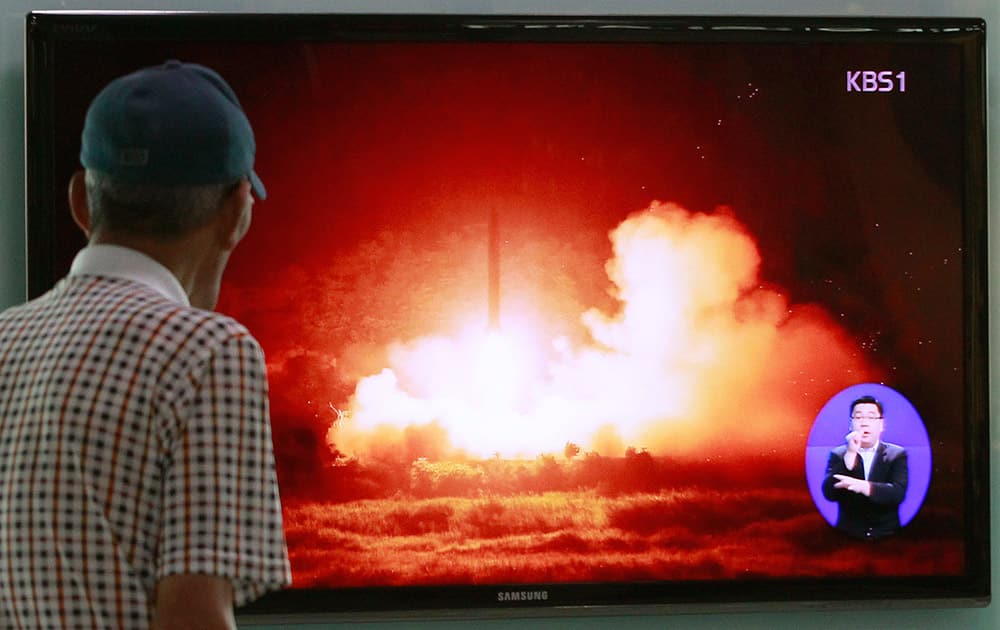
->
0, 61, 290, 629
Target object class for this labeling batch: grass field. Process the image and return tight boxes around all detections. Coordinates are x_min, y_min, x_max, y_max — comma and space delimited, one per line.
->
282, 485, 964, 587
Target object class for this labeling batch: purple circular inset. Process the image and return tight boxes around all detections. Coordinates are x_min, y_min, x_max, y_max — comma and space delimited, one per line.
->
805, 383, 931, 528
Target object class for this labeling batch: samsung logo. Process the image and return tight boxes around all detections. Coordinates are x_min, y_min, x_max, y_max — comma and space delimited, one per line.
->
497, 590, 549, 602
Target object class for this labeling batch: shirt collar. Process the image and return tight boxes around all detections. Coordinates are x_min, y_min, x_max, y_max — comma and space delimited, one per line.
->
69, 244, 190, 307
859, 442, 880, 454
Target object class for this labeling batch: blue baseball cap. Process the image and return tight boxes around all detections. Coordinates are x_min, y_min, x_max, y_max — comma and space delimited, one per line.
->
80, 60, 266, 199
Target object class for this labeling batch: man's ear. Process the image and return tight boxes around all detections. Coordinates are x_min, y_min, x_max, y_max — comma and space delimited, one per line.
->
68, 170, 91, 238
218, 179, 253, 251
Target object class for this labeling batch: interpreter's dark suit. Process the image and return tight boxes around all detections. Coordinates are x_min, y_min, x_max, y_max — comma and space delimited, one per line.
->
821, 441, 908, 540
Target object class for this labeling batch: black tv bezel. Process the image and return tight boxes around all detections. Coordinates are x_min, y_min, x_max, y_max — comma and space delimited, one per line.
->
24, 11, 989, 622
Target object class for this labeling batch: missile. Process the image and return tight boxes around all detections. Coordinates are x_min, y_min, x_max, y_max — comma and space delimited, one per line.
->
488, 207, 500, 330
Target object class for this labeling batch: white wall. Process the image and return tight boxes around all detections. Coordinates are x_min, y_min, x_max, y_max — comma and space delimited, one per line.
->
1, 2, 996, 629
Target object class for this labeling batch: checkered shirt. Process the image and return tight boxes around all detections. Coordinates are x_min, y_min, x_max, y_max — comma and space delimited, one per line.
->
0, 264, 291, 627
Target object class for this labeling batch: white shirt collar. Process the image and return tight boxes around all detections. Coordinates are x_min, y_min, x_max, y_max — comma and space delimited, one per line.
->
858, 441, 880, 479
69, 244, 190, 307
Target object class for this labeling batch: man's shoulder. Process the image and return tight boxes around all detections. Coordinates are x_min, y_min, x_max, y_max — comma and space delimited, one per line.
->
145, 302, 260, 363
829, 444, 849, 457
89, 276, 254, 346
82, 276, 250, 338
65, 275, 257, 353
130, 299, 264, 394
0, 276, 265, 406
881, 442, 907, 458
173, 304, 253, 340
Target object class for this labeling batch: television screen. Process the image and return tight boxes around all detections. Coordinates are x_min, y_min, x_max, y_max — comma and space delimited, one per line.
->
25, 12, 989, 621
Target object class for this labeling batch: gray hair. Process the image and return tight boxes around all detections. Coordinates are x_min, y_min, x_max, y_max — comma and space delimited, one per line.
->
84, 170, 237, 238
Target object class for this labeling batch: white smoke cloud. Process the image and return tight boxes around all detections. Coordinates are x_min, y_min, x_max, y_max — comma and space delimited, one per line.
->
331, 201, 874, 460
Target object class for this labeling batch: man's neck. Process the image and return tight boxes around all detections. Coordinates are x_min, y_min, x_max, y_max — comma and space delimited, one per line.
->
89, 229, 227, 310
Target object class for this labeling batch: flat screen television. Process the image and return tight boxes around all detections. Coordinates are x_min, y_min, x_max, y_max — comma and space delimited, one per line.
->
24, 11, 989, 622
